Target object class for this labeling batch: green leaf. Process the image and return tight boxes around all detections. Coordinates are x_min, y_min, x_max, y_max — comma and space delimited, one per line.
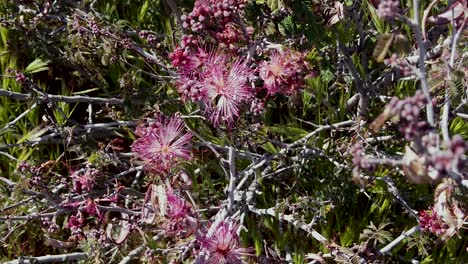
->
23, 58, 50, 74
266, 0, 284, 13
262, 142, 279, 154
449, 117, 468, 139
17, 126, 49, 143
279, 15, 295, 36
266, 125, 309, 141
72, 88, 100, 95
101, 53, 111, 66
139, 0, 150, 22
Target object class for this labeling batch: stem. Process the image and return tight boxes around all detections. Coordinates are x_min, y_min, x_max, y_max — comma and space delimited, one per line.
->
412, 0, 435, 127
0, 89, 124, 105
4, 252, 88, 264
380, 225, 420, 254
227, 147, 237, 212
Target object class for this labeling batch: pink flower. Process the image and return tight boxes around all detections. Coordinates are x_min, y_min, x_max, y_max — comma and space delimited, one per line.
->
131, 114, 192, 173
202, 51, 252, 126
197, 221, 251, 264
70, 168, 99, 194
259, 49, 307, 96
164, 189, 198, 238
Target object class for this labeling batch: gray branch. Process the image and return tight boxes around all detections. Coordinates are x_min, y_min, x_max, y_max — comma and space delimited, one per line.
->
4, 252, 88, 264
0, 89, 124, 105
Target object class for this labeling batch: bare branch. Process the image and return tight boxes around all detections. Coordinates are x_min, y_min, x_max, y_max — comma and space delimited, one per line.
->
4, 252, 88, 264
0, 89, 124, 105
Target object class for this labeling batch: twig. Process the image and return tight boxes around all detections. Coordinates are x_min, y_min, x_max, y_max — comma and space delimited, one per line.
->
379, 225, 420, 254
118, 245, 146, 264
0, 151, 19, 161
0, 197, 35, 213
286, 120, 355, 149
381, 176, 418, 219
227, 147, 237, 212
442, 16, 467, 143
411, 0, 435, 126
0, 89, 124, 105
1, 102, 38, 131
248, 205, 329, 246
0, 212, 56, 221
4, 252, 88, 264
0, 176, 16, 186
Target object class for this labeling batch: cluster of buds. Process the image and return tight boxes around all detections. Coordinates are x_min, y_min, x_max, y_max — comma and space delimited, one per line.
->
428, 135, 467, 179
138, 30, 157, 46
216, 23, 248, 50
88, 20, 100, 34
145, 248, 158, 263
384, 53, 412, 76
180, 0, 248, 49
181, 0, 246, 32
70, 167, 100, 194
259, 49, 309, 96
418, 208, 448, 236
387, 90, 430, 140
65, 214, 85, 235
88, 228, 106, 243
250, 98, 265, 115
15, 72, 26, 84
376, 0, 401, 21
41, 217, 59, 233
182, 34, 199, 47
349, 142, 373, 175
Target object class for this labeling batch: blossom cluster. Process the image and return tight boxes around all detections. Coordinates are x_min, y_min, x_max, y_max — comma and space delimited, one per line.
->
384, 53, 412, 76
181, 0, 249, 50
377, 0, 401, 20
387, 90, 430, 140
427, 135, 467, 179
70, 167, 100, 194
418, 208, 448, 236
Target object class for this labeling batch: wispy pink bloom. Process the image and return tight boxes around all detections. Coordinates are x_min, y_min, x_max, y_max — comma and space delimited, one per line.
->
259, 49, 307, 96
197, 221, 251, 264
172, 47, 253, 126
202, 51, 252, 126
131, 114, 192, 174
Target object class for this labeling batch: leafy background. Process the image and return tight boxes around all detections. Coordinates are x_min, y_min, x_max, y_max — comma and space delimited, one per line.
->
0, 0, 466, 263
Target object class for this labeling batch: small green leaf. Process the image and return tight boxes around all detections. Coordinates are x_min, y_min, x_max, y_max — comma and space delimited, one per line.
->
267, 125, 309, 141
449, 117, 468, 139
139, 0, 150, 22
24, 58, 50, 74
262, 142, 278, 154
101, 53, 111, 66
17, 126, 49, 143
72, 88, 100, 95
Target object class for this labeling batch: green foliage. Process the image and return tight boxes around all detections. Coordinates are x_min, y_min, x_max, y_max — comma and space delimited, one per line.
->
0, 0, 466, 263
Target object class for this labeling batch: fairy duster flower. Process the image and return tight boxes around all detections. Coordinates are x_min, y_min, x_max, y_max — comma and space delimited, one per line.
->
196, 221, 251, 264
259, 49, 307, 96
202, 51, 253, 127
131, 114, 192, 174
